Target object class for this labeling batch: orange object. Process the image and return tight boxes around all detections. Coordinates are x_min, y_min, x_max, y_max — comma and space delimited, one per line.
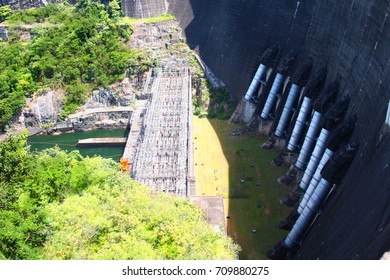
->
120, 157, 129, 173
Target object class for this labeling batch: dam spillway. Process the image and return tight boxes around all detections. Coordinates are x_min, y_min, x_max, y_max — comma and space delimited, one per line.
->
117, 19, 195, 197
124, 67, 193, 196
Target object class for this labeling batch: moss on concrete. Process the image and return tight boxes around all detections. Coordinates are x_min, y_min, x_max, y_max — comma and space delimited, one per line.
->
193, 116, 293, 259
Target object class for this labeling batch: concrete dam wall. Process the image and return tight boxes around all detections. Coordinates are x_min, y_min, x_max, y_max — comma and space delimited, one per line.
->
165, 0, 390, 259
121, 0, 166, 18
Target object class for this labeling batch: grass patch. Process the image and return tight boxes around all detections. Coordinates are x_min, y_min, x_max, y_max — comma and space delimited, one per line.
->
119, 13, 175, 26
193, 117, 293, 259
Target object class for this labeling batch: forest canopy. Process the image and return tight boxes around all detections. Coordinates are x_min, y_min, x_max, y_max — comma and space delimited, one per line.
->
0, 131, 239, 260
0, 1, 150, 129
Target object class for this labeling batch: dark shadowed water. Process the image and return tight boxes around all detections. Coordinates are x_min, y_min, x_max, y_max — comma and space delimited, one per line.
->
28, 129, 128, 162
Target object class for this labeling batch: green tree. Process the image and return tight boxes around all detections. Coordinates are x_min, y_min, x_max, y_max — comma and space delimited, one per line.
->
0, 3, 150, 127
0, 195, 47, 260
0, 133, 92, 259
0, 5, 12, 22
0, 131, 46, 259
108, 0, 122, 20
0, 131, 32, 207
0, 133, 239, 260
75, 0, 104, 18
43, 180, 239, 260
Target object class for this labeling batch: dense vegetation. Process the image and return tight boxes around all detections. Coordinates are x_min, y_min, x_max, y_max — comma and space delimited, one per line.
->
0, 131, 239, 259
192, 82, 235, 119
190, 60, 234, 120
0, 1, 150, 129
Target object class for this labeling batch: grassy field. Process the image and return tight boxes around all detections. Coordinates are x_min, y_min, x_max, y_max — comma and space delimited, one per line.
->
193, 116, 293, 259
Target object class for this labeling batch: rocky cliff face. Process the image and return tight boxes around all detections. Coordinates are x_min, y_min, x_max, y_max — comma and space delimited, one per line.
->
0, 0, 104, 10
0, 0, 57, 10
20, 85, 135, 132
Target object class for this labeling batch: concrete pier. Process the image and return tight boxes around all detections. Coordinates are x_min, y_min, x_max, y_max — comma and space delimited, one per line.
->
77, 137, 127, 147
122, 99, 147, 163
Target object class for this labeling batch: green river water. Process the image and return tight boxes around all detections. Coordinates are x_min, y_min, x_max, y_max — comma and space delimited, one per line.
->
28, 129, 128, 162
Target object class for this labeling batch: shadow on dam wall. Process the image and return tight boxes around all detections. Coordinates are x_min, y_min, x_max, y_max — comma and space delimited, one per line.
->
167, 0, 390, 259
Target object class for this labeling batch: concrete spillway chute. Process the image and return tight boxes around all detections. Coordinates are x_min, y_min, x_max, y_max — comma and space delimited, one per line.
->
128, 67, 192, 196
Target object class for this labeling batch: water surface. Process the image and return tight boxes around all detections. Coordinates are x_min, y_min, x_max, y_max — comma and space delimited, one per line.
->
28, 129, 128, 161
